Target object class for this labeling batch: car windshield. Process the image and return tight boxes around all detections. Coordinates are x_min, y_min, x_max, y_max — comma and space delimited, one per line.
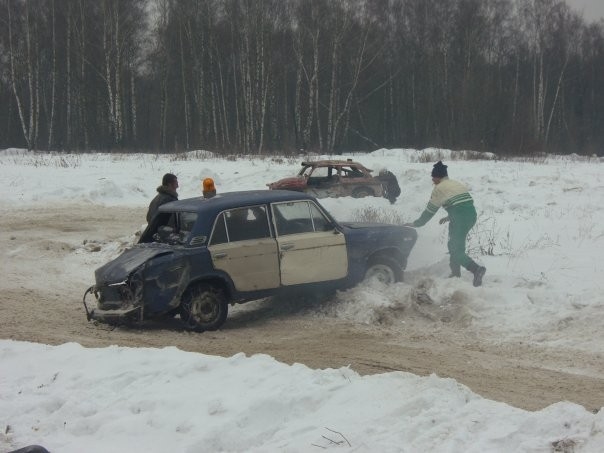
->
141, 211, 198, 245
299, 165, 313, 177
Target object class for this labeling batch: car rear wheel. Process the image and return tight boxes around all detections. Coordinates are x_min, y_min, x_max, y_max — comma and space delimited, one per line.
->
364, 256, 402, 284
352, 187, 374, 198
179, 283, 228, 332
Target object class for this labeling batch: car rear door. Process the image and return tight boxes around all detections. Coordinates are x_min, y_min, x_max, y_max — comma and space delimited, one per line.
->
340, 164, 383, 197
271, 200, 348, 285
208, 205, 280, 291
306, 166, 340, 198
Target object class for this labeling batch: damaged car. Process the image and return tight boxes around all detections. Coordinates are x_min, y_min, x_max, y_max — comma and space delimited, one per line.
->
83, 190, 416, 332
267, 159, 401, 203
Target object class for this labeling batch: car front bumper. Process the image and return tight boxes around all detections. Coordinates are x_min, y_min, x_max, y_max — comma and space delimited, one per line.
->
82, 285, 142, 324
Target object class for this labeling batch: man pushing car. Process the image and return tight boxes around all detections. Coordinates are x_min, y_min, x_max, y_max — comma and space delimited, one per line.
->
405, 161, 486, 287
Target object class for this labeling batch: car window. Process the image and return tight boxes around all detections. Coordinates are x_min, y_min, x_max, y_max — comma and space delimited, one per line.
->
306, 166, 338, 187
273, 201, 331, 235
343, 165, 364, 177
179, 211, 198, 235
309, 203, 330, 231
210, 213, 228, 245
210, 206, 271, 245
300, 166, 312, 177
310, 166, 329, 178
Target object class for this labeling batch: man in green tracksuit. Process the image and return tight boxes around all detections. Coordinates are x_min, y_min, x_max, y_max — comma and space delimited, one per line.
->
406, 161, 486, 287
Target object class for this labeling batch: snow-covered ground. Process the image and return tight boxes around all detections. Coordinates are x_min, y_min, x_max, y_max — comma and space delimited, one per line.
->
1, 147, 603, 452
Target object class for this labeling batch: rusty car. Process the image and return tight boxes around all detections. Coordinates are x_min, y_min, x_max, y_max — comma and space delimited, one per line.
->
267, 159, 401, 203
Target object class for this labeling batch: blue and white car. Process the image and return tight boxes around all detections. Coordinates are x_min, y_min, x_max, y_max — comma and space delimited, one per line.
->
83, 190, 417, 331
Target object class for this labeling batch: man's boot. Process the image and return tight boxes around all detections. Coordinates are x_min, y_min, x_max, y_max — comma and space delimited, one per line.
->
467, 262, 486, 287
448, 263, 461, 278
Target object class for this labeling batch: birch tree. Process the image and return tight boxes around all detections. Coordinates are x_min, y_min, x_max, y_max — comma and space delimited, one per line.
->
7, 0, 40, 150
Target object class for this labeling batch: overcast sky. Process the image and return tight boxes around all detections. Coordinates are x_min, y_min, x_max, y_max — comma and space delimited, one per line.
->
566, 0, 604, 21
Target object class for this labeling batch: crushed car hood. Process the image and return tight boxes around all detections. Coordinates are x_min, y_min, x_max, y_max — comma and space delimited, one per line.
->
94, 245, 173, 285
268, 176, 306, 190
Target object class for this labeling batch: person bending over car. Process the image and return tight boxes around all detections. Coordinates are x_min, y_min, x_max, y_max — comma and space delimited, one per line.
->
146, 173, 179, 222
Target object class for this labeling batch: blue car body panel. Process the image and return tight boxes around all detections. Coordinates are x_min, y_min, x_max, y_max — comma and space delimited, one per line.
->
84, 190, 417, 325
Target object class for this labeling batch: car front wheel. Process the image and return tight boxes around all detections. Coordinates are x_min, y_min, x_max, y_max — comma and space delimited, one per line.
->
364, 256, 402, 284
180, 283, 228, 332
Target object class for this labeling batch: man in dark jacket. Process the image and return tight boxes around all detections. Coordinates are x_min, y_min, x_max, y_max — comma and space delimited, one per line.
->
146, 173, 179, 222
405, 161, 486, 287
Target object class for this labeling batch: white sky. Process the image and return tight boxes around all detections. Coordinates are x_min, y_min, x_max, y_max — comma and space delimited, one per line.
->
1, 148, 604, 452
567, 0, 604, 21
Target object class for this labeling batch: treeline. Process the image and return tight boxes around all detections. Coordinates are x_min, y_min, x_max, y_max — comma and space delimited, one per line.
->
1, 0, 603, 155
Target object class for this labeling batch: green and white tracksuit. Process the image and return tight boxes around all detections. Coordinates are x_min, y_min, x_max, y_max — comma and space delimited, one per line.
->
412, 177, 480, 275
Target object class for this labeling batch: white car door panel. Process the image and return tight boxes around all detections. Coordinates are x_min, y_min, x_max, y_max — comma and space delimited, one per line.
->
209, 206, 280, 291
272, 200, 348, 286
210, 239, 280, 291
278, 231, 347, 285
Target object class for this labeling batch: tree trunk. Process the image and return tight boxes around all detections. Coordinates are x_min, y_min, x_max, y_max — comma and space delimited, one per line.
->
7, 0, 36, 150
179, 25, 190, 150
67, 2, 72, 148
545, 55, 569, 146
113, 3, 122, 144
103, 1, 116, 144
217, 59, 229, 147
330, 30, 367, 152
131, 70, 137, 141
292, 31, 304, 149
304, 29, 319, 150
161, 70, 168, 149
47, 0, 56, 149
327, 31, 341, 152
78, 0, 89, 150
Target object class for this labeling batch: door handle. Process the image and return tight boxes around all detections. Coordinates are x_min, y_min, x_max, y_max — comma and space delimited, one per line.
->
213, 252, 227, 259
280, 243, 294, 251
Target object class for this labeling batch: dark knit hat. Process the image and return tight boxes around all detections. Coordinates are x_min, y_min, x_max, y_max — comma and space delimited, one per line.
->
431, 161, 448, 178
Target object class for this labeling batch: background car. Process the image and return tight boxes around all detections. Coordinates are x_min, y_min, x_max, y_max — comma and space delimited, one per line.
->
267, 159, 401, 203
83, 190, 416, 332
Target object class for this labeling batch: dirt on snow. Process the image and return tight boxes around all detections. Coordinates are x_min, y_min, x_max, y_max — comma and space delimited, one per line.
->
1, 204, 602, 413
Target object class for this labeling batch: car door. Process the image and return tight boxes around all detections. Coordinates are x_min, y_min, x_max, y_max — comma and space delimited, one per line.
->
208, 205, 280, 291
306, 166, 339, 198
271, 200, 348, 286
340, 164, 382, 197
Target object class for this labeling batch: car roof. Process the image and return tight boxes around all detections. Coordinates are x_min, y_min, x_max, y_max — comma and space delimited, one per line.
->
158, 189, 317, 214
301, 159, 371, 170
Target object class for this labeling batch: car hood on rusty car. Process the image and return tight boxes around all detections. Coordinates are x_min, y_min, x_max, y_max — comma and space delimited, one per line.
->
267, 176, 307, 190
94, 244, 173, 285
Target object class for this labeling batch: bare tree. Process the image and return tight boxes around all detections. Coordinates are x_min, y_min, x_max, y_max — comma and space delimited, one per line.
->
7, 0, 40, 150
1, 0, 603, 155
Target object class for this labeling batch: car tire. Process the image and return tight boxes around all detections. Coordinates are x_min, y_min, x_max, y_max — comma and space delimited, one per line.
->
179, 283, 228, 332
364, 256, 402, 284
352, 187, 374, 198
